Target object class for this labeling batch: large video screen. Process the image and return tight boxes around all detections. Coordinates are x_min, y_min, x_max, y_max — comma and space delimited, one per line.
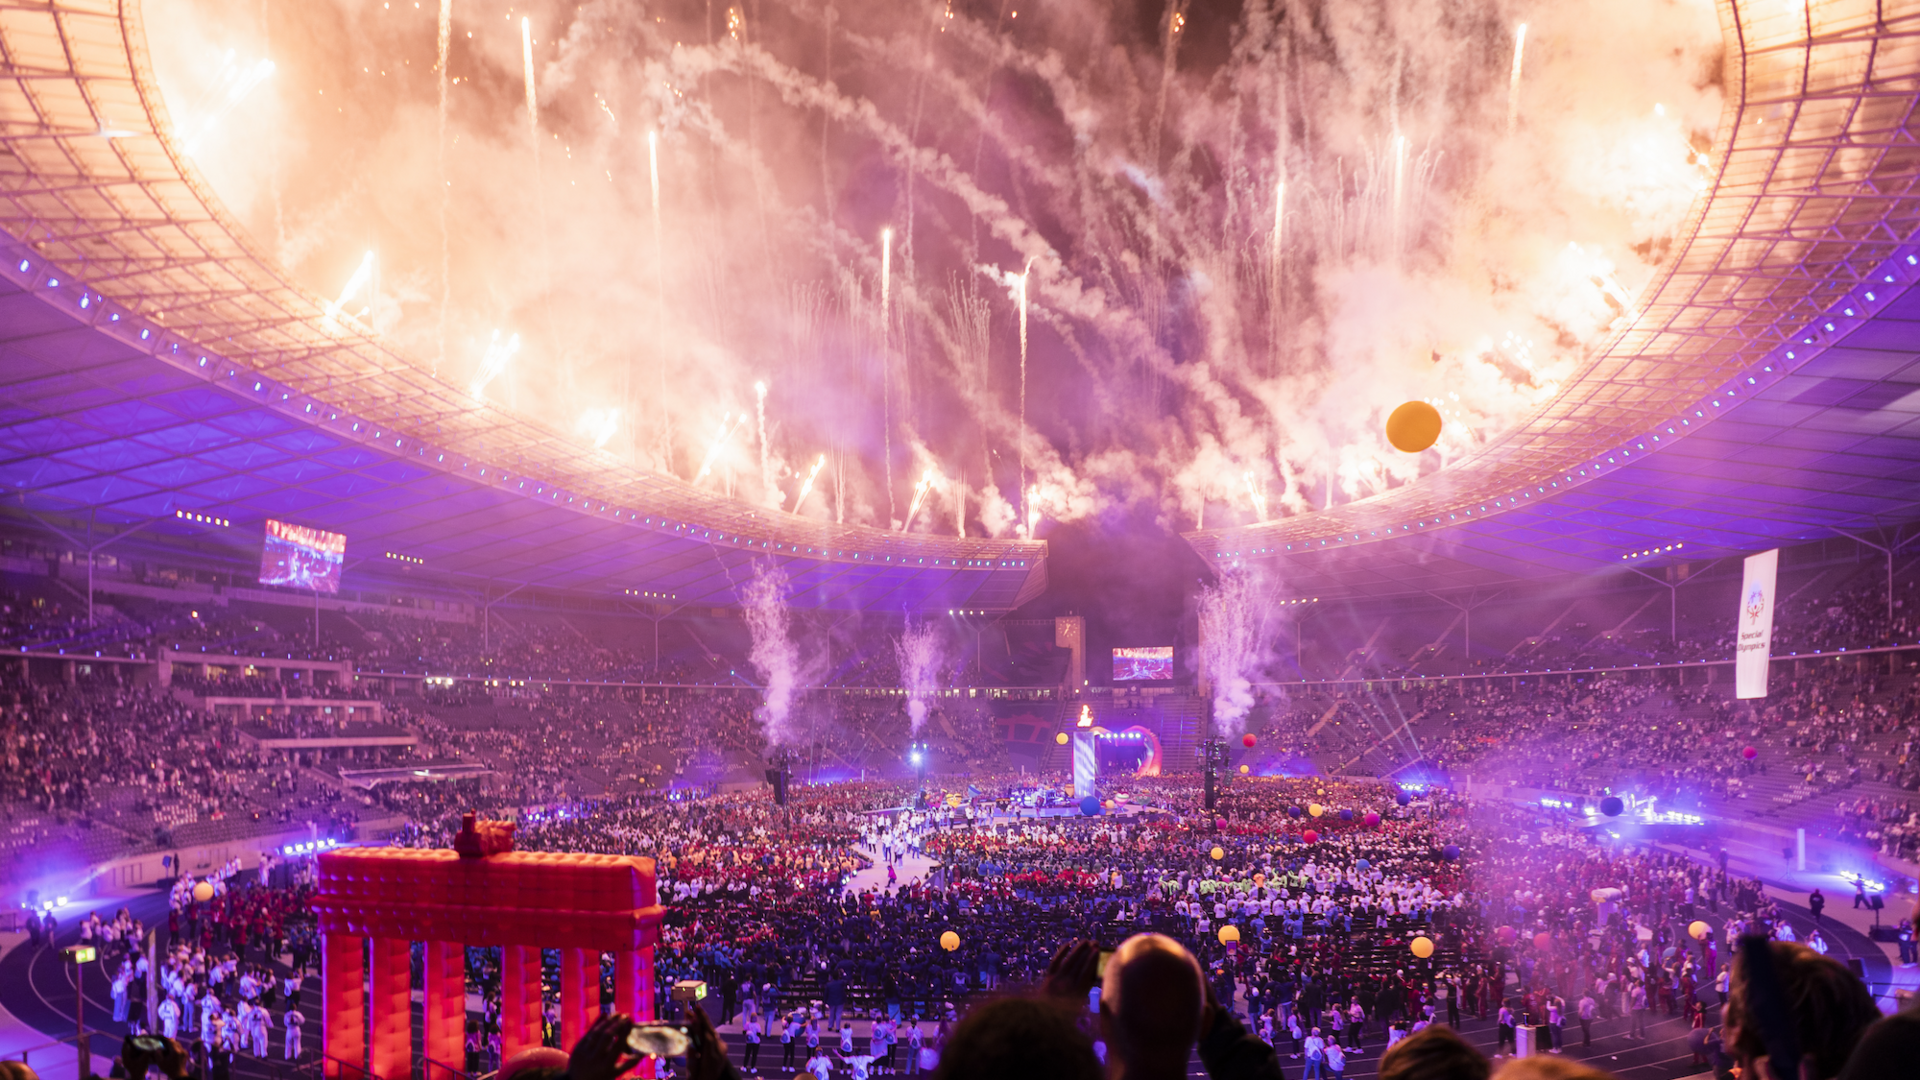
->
259, 519, 346, 594
1112, 646, 1174, 682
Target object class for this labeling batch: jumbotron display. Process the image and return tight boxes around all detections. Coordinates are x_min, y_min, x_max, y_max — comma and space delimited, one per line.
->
1112, 646, 1174, 682
259, 519, 346, 593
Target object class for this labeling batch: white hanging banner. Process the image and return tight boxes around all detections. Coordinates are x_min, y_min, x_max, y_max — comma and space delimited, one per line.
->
1736, 549, 1779, 699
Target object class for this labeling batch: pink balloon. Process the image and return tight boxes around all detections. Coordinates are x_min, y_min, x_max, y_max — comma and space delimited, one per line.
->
1363, 812, 1381, 827
1742, 745, 1757, 760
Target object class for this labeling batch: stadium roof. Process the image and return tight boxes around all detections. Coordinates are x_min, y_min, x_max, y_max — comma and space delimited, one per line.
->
0, 0, 1044, 612
1192, 0, 1920, 598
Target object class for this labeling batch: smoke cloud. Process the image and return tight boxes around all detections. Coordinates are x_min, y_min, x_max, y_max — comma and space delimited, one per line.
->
143, 0, 1724, 536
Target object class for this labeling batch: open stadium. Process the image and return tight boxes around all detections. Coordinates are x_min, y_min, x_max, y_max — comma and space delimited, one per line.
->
6, 1, 1920, 1078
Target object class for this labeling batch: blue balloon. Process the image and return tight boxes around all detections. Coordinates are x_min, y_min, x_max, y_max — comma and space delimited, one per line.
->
1441, 844, 1461, 861
1338, 808, 1355, 822
1395, 791, 1413, 807
1079, 795, 1102, 816
1599, 796, 1624, 818
1288, 805, 1304, 818
1355, 859, 1371, 871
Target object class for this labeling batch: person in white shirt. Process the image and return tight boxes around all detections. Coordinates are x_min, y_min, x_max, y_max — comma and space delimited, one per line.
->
249, 1001, 271, 1057
284, 1010, 304, 1060
741, 1015, 762, 1072
905, 1021, 924, 1076
835, 1049, 877, 1080
805, 1050, 834, 1080
158, 996, 181, 1039
1303, 1028, 1327, 1079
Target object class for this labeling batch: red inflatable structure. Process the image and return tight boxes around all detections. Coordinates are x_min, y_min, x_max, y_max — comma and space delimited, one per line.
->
312, 819, 664, 1080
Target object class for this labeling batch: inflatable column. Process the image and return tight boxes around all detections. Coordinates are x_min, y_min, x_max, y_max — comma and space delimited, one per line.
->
322, 933, 365, 1080
423, 941, 466, 1080
368, 937, 411, 1080
501, 945, 546, 1061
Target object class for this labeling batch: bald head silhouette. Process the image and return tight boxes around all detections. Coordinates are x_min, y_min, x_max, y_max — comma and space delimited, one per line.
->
1099, 933, 1206, 1080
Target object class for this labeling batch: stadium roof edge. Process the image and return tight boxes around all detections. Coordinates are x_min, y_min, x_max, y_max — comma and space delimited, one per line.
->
1190, 0, 1920, 599
0, 2, 1043, 612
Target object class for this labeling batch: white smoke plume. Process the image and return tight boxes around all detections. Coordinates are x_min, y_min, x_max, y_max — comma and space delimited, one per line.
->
1198, 572, 1272, 737
895, 619, 943, 736
741, 562, 801, 746
143, 0, 1724, 535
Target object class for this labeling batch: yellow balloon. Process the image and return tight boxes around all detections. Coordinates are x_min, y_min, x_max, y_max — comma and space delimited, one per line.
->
1210, 846, 1225, 861
1386, 401, 1443, 453
1239, 764, 1250, 774
1410, 936, 1435, 959
940, 931, 960, 952
191, 881, 214, 903
1688, 920, 1710, 941
1308, 803, 1324, 818
1218, 925, 1241, 946
1055, 732, 1070, 745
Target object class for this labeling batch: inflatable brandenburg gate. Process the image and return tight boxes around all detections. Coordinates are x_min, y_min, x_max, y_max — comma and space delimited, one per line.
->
312, 818, 664, 1080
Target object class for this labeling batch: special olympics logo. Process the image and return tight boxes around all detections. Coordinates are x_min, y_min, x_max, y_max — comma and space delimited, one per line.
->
1745, 585, 1767, 625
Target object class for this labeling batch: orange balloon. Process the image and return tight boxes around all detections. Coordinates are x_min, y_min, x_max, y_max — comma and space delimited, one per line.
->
1410, 936, 1435, 959
1386, 401, 1443, 453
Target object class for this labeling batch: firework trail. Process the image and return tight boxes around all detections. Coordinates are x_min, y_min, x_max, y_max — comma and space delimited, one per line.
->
436, 0, 451, 376
1507, 23, 1528, 136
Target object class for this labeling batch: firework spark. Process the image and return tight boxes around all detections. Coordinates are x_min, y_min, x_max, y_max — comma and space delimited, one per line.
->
792, 454, 826, 514
903, 468, 936, 532
323, 251, 375, 325
697, 413, 750, 480
181, 56, 274, 155
470, 330, 521, 402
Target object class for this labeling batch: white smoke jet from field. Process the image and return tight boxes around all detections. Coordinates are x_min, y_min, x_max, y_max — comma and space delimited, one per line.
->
895, 619, 942, 736
1198, 572, 1270, 737
742, 562, 801, 746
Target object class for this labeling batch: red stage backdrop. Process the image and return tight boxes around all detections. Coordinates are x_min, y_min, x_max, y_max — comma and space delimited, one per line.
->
312, 830, 664, 1080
